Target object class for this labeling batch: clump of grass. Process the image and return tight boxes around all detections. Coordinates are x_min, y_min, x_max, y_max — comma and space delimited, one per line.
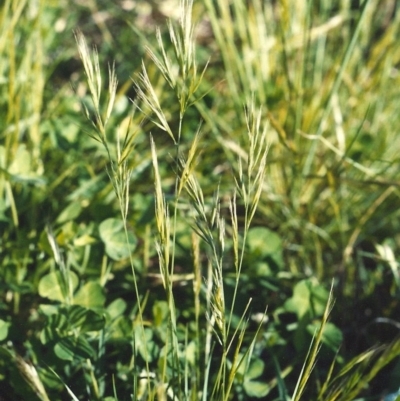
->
75, 0, 400, 400
26, 0, 400, 401
201, 0, 400, 288
2, 0, 399, 399
75, 0, 274, 398
0, 0, 48, 227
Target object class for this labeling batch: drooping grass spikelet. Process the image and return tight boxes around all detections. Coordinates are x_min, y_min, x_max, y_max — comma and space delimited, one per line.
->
75, 31, 103, 134
135, 63, 175, 143
240, 101, 269, 229
151, 137, 171, 287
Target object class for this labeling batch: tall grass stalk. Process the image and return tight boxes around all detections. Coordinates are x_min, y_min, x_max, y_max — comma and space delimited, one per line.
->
291, 284, 335, 401
138, 1, 209, 397
77, 0, 273, 397
2, 0, 400, 399
316, 337, 400, 401
75, 0, 400, 400
76, 0, 210, 397
75, 30, 152, 395
302, 0, 372, 177
0, 0, 46, 226
200, 0, 400, 282
289, 285, 400, 401
229, 102, 269, 331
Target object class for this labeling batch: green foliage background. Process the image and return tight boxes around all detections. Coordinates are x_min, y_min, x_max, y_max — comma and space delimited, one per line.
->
1, 0, 400, 400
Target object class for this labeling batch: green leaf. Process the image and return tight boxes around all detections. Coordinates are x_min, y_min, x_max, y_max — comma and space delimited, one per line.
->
244, 380, 270, 398
80, 310, 105, 333
67, 305, 87, 328
38, 229, 54, 257
0, 319, 10, 341
39, 304, 59, 316
284, 280, 311, 319
8, 145, 31, 175
38, 271, 79, 303
40, 314, 69, 344
106, 298, 127, 320
37, 367, 63, 391
109, 316, 133, 340
54, 336, 94, 361
246, 358, 265, 380
284, 279, 329, 319
6, 144, 44, 184
307, 322, 343, 351
68, 306, 105, 333
153, 301, 169, 328
184, 340, 197, 366
73, 281, 105, 308
67, 305, 88, 328
73, 233, 96, 247
309, 283, 330, 316
99, 218, 137, 260
56, 202, 82, 224
247, 227, 282, 258
134, 326, 156, 362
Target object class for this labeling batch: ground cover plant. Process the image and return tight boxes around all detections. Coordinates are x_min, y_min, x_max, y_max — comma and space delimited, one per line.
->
1, 0, 400, 400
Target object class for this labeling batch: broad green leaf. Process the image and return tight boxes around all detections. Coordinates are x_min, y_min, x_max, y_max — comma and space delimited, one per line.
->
309, 283, 330, 316
252, 261, 272, 276
8, 145, 31, 175
40, 314, 68, 344
0, 319, 10, 341
99, 218, 137, 260
38, 271, 79, 303
56, 202, 82, 224
7, 144, 44, 183
234, 352, 250, 377
244, 380, 270, 398
73, 281, 105, 308
307, 322, 343, 351
80, 310, 105, 333
54, 336, 94, 361
68, 305, 105, 332
59, 121, 79, 143
109, 316, 133, 340
284, 280, 311, 319
247, 227, 282, 258
235, 355, 265, 380
284, 279, 329, 319
134, 326, 156, 362
106, 298, 127, 320
73, 233, 96, 247
153, 301, 169, 328
246, 358, 265, 380
66, 175, 104, 201
184, 341, 197, 366
68, 305, 88, 328
38, 304, 59, 316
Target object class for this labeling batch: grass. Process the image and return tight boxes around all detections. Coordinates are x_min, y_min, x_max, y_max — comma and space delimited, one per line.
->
1, 0, 400, 400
